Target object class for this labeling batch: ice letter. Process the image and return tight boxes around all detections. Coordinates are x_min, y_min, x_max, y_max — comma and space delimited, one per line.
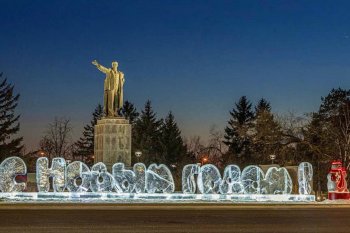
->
133, 163, 146, 193
298, 162, 313, 194
182, 164, 200, 194
90, 162, 115, 192
197, 164, 222, 194
112, 163, 135, 193
219, 165, 243, 194
241, 165, 264, 194
146, 164, 175, 193
0, 156, 27, 192
36, 157, 66, 192
66, 161, 91, 192
263, 167, 292, 194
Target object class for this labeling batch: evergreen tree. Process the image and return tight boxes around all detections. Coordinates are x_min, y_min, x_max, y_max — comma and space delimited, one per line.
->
160, 112, 187, 166
223, 96, 254, 165
253, 100, 283, 164
255, 98, 271, 114
133, 100, 162, 164
0, 73, 23, 160
122, 100, 139, 124
74, 104, 103, 166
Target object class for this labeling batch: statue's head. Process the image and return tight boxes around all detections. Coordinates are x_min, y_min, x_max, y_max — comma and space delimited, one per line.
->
112, 61, 118, 69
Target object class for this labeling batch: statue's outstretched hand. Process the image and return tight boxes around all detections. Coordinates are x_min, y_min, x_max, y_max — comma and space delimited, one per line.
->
92, 60, 98, 66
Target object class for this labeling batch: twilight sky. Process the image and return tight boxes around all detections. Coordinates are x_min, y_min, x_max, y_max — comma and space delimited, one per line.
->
1, 0, 350, 150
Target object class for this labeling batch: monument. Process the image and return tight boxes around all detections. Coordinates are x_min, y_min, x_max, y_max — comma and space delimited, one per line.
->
92, 60, 131, 170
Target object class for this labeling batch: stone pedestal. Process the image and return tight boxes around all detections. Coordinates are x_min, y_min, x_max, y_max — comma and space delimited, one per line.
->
94, 117, 131, 170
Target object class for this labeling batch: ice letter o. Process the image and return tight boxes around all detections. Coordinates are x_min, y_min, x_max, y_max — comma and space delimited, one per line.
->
133, 163, 146, 193
182, 164, 200, 194
241, 165, 264, 194
197, 164, 222, 194
146, 164, 175, 193
0, 156, 27, 192
66, 161, 91, 192
36, 157, 66, 192
112, 163, 135, 193
298, 162, 313, 195
90, 162, 115, 192
219, 165, 243, 194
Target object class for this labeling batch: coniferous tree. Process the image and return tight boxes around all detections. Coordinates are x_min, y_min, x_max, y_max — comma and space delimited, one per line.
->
253, 99, 282, 164
133, 100, 162, 164
74, 104, 103, 166
122, 100, 139, 124
160, 112, 187, 166
223, 96, 254, 165
0, 73, 23, 160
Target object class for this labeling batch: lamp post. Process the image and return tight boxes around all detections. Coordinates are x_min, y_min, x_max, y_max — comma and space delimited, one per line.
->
269, 154, 276, 165
135, 151, 142, 163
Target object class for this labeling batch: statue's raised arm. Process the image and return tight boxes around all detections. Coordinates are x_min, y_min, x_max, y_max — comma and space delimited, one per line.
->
92, 60, 109, 74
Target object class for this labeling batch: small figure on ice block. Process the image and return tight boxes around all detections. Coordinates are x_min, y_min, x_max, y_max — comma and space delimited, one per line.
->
327, 161, 350, 200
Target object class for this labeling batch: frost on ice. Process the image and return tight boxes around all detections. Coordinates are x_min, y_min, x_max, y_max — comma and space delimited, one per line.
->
241, 165, 264, 194
219, 165, 243, 194
298, 162, 313, 195
182, 164, 200, 194
263, 167, 292, 194
66, 161, 91, 192
146, 163, 175, 193
0, 156, 27, 192
90, 162, 115, 192
133, 163, 146, 193
36, 157, 66, 192
112, 163, 135, 193
197, 164, 222, 194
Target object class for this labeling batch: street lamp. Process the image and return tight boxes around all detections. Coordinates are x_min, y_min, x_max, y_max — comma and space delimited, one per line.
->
269, 154, 276, 164
135, 151, 142, 163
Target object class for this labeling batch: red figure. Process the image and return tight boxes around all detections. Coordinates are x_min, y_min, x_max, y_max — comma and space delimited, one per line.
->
329, 161, 348, 192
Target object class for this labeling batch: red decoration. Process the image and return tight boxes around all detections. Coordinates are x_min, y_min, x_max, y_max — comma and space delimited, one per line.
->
328, 161, 350, 200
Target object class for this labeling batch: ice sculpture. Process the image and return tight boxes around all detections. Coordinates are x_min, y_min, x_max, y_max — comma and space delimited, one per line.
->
90, 162, 115, 192
36, 157, 66, 192
197, 164, 222, 194
263, 167, 292, 194
133, 163, 146, 193
66, 161, 91, 192
112, 163, 135, 193
0, 156, 27, 192
219, 165, 243, 194
298, 162, 313, 195
146, 163, 175, 193
241, 165, 264, 194
182, 164, 200, 194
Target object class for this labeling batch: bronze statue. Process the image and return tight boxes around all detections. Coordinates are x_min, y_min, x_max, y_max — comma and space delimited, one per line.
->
92, 60, 125, 117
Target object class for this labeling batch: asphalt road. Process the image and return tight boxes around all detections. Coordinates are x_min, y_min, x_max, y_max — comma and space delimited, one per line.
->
0, 204, 349, 233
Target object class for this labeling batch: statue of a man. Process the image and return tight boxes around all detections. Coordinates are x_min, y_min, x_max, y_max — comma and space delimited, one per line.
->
92, 60, 125, 117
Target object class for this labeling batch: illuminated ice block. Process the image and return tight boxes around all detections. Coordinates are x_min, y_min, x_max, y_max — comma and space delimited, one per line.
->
66, 161, 91, 192
298, 162, 313, 195
146, 163, 175, 193
133, 163, 146, 193
36, 157, 66, 192
263, 167, 292, 194
112, 163, 135, 193
90, 162, 115, 192
219, 165, 243, 194
182, 164, 200, 194
197, 164, 222, 194
0, 156, 27, 192
241, 165, 264, 194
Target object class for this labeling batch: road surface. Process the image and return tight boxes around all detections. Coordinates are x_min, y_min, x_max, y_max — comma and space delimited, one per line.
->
0, 203, 349, 233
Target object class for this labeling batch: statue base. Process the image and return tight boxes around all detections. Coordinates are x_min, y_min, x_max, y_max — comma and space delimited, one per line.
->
94, 117, 131, 171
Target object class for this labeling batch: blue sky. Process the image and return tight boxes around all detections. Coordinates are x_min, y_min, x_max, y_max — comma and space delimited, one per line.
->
1, 0, 350, 150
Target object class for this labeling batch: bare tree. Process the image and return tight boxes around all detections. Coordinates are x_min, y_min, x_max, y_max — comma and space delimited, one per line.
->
39, 117, 73, 160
